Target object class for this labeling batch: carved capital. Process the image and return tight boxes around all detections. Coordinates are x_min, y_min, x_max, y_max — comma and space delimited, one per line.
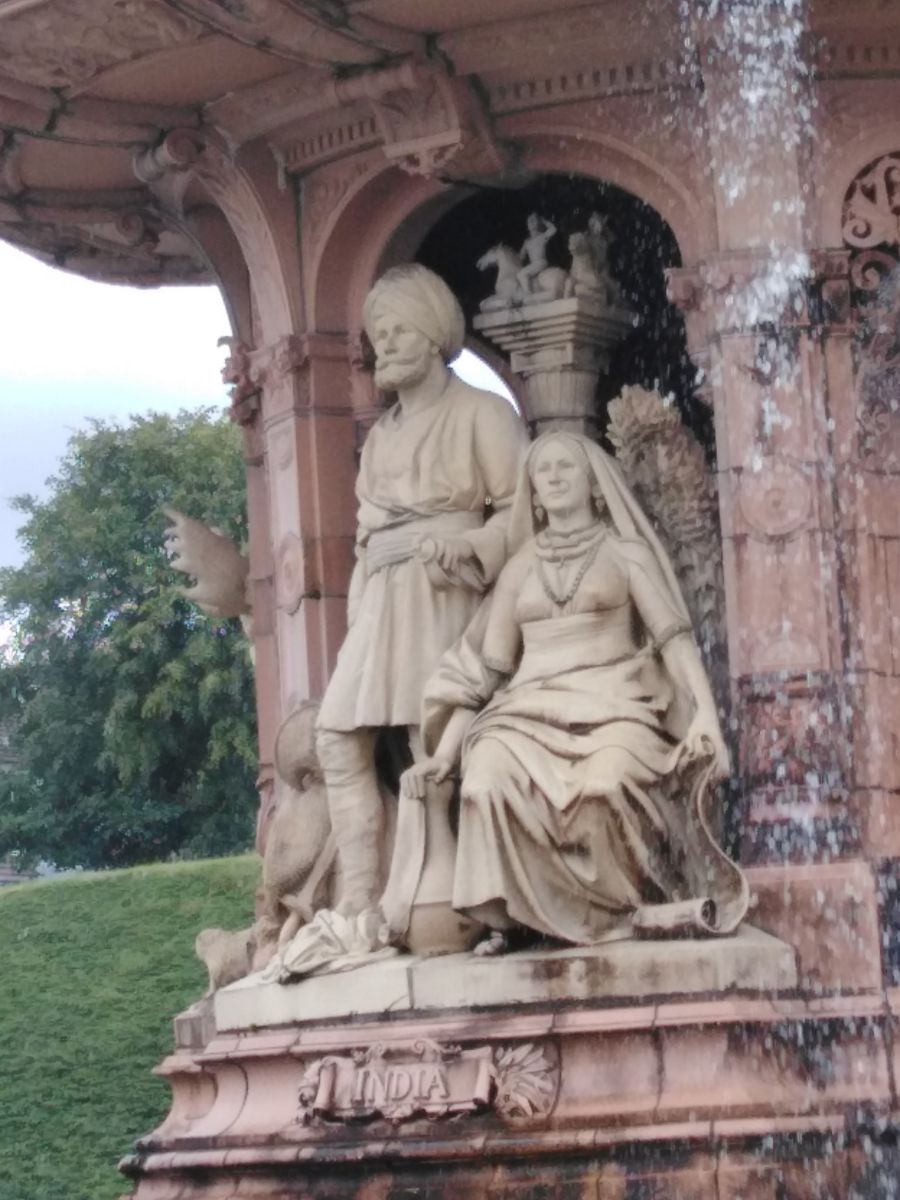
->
220, 334, 310, 426
219, 337, 261, 426
668, 253, 811, 333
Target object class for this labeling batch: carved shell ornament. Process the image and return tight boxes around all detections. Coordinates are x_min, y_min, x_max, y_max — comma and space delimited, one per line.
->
492, 1042, 560, 1120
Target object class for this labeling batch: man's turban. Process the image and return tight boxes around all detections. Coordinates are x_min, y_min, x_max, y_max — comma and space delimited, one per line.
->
362, 264, 465, 363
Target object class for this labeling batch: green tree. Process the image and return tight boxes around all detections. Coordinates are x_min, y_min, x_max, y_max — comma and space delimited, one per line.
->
0, 410, 257, 868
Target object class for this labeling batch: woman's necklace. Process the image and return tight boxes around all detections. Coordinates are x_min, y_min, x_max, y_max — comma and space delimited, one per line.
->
535, 529, 604, 608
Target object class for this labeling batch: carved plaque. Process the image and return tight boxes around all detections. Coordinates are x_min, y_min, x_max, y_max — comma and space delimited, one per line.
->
297, 1039, 493, 1123
296, 1039, 560, 1125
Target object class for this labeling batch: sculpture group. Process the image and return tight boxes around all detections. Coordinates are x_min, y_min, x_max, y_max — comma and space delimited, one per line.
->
477, 211, 624, 311
172, 255, 747, 990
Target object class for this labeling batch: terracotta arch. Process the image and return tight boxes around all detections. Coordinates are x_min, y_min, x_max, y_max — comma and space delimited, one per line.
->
309, 162, 453, 332
190, 140, 303, 344
311, 129, 705, 338
510, 125, 709, 265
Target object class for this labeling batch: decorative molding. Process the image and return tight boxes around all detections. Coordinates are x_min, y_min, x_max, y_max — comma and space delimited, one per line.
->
162, 0, 419, 66
277, 110, 379, 174
737, 677, 846, 795
820, 80, 900, 144
736, 461, 813, 539
0, 209, 207, 285
439, 7, 682, 76
0, 0, 203, 89
814, 37, 900, 79
843, 153, 900, 251
301, 154, 376, 260
275, 531, 308, 613
487, 59, 692, 118
747, 628, 823, 677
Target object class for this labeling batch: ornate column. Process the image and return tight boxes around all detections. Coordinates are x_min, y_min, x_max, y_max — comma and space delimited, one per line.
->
829, 156, 900, 858
690, 7, 851, 866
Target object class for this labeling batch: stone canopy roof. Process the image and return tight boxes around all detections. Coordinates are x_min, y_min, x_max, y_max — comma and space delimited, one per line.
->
0, 0, 897, 290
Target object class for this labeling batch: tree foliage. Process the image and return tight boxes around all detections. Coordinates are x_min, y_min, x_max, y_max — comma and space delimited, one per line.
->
0, 410, 257, 868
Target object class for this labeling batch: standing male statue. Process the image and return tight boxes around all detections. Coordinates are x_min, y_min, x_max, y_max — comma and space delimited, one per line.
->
316, 264, 526, 924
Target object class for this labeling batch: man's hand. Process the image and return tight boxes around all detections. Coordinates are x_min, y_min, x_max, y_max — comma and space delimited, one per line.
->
419, 535, 475, 576
399, 755, 455, 801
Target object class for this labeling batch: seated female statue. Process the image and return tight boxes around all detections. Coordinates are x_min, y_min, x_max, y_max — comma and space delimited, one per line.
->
399, 431, 746, 953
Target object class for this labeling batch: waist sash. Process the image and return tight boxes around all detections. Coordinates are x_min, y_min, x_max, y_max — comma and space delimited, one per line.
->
365, 511, 482, 573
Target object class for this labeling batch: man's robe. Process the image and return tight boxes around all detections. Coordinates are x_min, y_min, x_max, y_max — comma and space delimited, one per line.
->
318, 377, 525, 731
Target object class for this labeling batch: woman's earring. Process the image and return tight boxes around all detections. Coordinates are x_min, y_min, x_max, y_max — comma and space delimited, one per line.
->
533, 502, 545, 524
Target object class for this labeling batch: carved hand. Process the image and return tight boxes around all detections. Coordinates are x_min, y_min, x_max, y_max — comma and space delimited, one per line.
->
671, 714, 730, 782
399, 756, 455, 801
419, 535, 476, 575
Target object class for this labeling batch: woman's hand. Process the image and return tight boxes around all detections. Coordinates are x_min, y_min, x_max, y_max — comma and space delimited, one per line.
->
671, 714, 730, 781
399, 755, 455, 801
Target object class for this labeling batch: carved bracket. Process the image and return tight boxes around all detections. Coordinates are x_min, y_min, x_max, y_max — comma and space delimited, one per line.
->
369, 62, 510, 181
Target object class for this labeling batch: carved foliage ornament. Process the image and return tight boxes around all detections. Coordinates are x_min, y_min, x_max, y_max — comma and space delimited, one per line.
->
0, 0, 203, 89
843, 154, 900, 250
295, 1039, 559, 1125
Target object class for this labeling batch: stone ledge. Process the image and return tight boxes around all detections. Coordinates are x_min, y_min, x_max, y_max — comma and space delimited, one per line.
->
214, 925, 797, 1033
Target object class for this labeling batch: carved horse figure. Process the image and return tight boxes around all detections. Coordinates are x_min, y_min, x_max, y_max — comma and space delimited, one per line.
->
477, 243, 569, 312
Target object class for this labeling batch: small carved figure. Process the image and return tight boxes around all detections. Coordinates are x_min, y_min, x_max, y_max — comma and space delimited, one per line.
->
476, 241, 569, 312
586, 211, 613, 274
565, 230, 606, 297
517, 212, 558, 293
195, 925, 255, 994
195, 702, 350, 991
562, 214, 623, 304
400, 431, 747, 954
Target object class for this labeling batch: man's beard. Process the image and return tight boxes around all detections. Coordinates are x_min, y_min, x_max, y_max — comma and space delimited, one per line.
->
374, 354, 432, 392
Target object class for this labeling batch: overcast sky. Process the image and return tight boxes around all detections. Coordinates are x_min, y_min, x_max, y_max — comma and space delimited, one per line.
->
0, 242, 510, 573
0, 241, 230, 570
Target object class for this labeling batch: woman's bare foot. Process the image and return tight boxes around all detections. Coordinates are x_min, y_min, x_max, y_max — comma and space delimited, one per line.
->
473, 930, 510, 957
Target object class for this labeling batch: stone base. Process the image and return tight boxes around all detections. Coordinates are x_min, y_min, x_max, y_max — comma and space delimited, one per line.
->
214, 925, 797, 1031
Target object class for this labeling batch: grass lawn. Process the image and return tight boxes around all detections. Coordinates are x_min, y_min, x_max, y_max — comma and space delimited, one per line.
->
0, 855, 259, 1200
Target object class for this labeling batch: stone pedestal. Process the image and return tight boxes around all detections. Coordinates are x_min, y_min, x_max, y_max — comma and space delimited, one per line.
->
473, 297, 634, 436
122, 931, 900, 1200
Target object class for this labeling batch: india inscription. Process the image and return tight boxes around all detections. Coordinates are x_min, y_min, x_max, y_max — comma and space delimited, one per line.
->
296, 1040, 494, 1123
